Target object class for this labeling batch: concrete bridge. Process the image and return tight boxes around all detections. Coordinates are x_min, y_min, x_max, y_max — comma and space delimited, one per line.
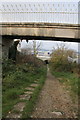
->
1, 22, 80, 41
0, 1, 80, 59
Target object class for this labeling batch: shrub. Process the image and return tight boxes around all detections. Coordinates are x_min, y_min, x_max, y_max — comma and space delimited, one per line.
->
50, 45, 78, 72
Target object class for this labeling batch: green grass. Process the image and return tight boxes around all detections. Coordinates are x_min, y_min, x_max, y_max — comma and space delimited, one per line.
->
51, 70, 79, 101
2, 59, 47, 118
22, 68, 47, 118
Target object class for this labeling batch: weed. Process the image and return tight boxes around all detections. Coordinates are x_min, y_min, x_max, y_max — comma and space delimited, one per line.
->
2, 59, 47, 118
51, 70, 79, 102
22, 73, 47, 118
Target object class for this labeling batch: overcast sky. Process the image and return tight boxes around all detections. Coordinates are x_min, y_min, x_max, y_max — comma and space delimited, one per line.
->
21, 40, 78, 52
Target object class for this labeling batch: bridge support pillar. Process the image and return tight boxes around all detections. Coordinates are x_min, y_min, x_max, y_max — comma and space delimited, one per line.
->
2, 37, 13, 59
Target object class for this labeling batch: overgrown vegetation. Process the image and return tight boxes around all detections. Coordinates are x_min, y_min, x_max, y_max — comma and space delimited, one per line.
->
22, 70, 46, 118
50, 43, 80, 100
2, 56, 47, 118
51, 71, 78, 99
50, 44, 78, 72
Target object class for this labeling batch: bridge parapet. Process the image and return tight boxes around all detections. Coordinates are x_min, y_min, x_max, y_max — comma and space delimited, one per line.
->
0, 2, 79, 24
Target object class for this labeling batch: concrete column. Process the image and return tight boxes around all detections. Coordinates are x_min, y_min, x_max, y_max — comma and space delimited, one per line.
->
0, 36, 2, 60
2, 38, 13, 59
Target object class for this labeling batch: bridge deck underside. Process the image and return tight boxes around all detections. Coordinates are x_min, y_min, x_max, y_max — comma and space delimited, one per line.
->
2, 35, 80, 42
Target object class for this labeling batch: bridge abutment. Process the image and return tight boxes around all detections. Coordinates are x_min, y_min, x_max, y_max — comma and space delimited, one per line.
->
2, 37, 13, 59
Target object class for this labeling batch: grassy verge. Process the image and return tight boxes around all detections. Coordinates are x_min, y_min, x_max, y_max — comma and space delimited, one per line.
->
2, 59, 47, 118
50, 68, 79, 102
22, 67, 47, 118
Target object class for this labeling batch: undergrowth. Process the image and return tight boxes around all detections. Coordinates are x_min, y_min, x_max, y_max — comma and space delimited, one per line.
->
2, 59, 47, 118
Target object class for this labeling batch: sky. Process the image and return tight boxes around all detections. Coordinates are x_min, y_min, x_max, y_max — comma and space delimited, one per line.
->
21, 40, 78, 52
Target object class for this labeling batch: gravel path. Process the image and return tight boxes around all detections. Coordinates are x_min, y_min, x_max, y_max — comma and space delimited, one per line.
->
31, 66, 78, 118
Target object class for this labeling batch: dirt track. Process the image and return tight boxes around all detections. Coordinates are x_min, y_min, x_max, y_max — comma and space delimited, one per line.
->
31, 66, 78, 118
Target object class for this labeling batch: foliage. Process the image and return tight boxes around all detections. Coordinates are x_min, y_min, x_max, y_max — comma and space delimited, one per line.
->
22, 67, 47, 118
50, 43, 79, 102
2, 58, 47, 117
50, 44, 78, 72
16, 51, 45, 67
51, 71, 79, 102
2, 59, 16, 78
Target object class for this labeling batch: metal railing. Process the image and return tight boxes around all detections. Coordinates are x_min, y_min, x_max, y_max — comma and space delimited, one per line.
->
0, 2, 79, 24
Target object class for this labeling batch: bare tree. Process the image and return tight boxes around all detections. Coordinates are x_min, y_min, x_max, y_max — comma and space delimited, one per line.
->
33, 40, 42, 56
